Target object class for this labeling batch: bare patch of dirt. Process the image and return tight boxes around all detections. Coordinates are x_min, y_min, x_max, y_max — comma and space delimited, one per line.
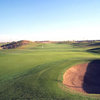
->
63, 63, 89, 93
63, 60, 100, 94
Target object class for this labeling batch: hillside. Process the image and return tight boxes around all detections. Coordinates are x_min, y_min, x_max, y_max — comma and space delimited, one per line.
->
72, 40, 100, 48
87, 48, 100, 54
1, 40, 32, 49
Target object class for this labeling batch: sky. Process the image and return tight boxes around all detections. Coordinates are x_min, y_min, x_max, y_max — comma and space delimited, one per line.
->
0, 0, 100, 42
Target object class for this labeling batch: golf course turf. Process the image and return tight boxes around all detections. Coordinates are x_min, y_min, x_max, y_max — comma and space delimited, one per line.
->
0, 43, 100, 100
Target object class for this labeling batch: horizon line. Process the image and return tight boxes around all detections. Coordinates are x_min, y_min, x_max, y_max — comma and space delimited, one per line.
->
0, 39, 100, 42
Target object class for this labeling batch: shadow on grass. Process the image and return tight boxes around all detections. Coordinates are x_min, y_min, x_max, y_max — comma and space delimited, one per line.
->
83, 59, 100, 94
87, 48, 100, 54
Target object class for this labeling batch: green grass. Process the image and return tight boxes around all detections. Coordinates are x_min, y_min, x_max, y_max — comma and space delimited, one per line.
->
87, 48, 100, 54
0, 43, 100, 100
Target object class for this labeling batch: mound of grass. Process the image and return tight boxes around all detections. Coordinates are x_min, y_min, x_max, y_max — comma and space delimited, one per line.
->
87, 48, 100, 54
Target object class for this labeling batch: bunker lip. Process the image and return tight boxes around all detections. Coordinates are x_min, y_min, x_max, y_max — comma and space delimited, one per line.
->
63, 60, 100, 94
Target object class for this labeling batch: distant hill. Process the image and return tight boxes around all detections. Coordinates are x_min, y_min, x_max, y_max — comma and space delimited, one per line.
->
72, 40, 100, 47
1, 40, 32, 49
88, 43, 100, 46
1, 40, 100, 49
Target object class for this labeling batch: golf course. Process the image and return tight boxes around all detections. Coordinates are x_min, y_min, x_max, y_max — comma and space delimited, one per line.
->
0, 41, 100, 100
1, 0, 100, 99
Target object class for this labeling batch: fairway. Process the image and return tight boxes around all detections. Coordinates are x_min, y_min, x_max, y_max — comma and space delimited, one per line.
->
0, 43, 100, 100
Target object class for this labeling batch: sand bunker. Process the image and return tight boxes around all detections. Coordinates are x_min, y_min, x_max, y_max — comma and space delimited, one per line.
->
63, 60, 100, 94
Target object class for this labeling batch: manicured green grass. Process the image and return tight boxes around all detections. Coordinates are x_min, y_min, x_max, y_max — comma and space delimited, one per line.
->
0, 43, 100, 100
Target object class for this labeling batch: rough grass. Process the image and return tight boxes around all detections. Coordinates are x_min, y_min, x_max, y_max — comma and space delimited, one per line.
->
0, 43, 100, 100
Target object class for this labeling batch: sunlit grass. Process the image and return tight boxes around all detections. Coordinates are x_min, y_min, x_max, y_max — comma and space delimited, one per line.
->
0, 43, 100, 100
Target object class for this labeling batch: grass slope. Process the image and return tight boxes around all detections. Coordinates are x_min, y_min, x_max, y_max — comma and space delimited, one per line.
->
87, 48, 100, 54
0, 43, 100, 100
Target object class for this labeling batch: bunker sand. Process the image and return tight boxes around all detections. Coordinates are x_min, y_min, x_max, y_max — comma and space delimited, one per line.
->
63, 60, 100, 94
